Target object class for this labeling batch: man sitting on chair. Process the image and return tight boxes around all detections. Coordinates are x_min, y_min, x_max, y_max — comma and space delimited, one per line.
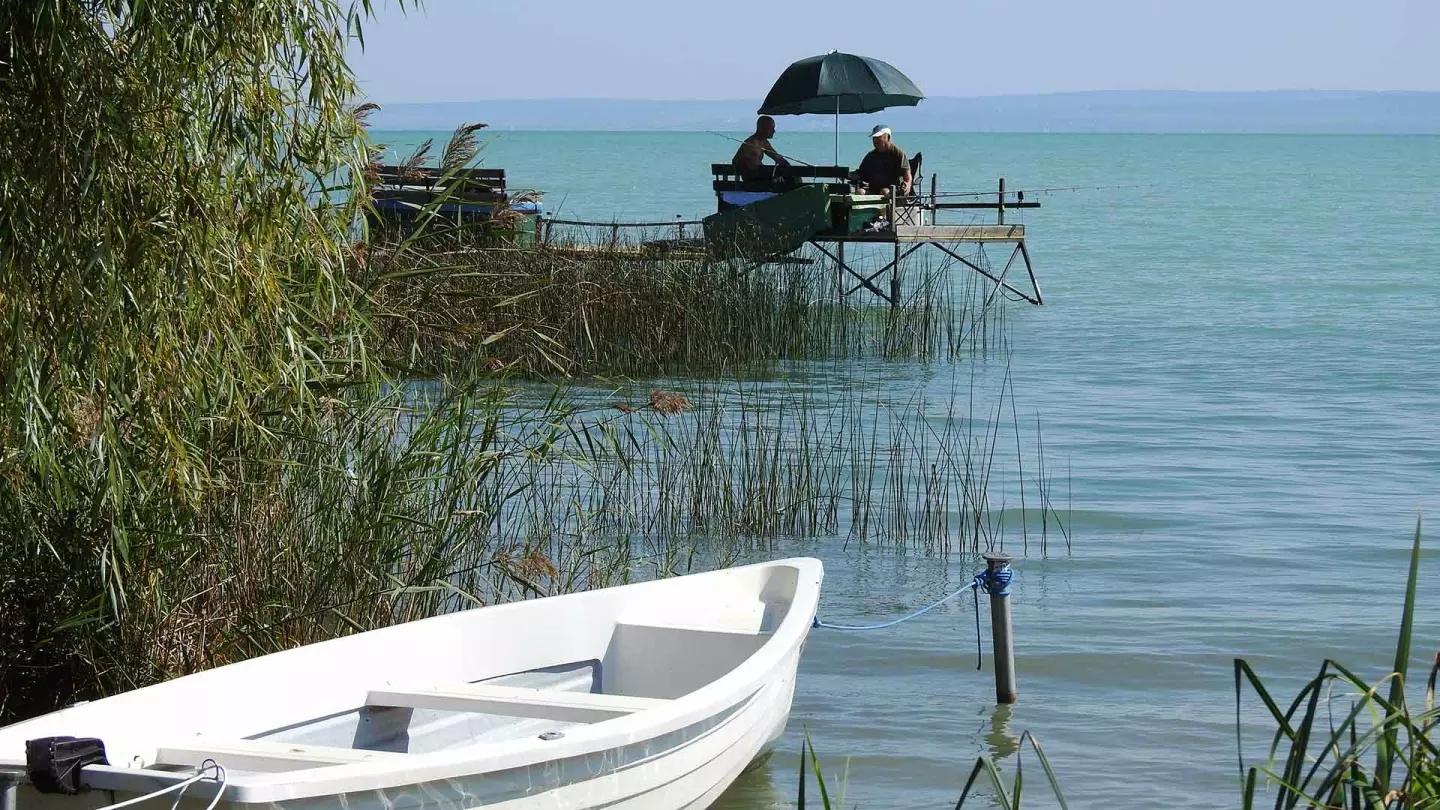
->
852, 125, 911, 197
732, 116, 791, 181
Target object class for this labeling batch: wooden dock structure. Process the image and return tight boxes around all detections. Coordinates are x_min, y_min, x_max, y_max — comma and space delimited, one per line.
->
711, 164, 1044, 306
530, 170, 1045, 308
811, 220, 1040, 307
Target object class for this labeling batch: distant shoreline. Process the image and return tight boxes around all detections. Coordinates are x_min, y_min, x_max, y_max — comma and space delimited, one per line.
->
367, 91, 1440, 135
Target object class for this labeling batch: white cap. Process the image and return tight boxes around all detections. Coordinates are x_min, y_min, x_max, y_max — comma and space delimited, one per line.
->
871, 125, 892, 137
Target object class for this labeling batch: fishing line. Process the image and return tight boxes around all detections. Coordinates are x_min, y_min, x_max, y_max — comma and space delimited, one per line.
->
930, 182, 1151, 199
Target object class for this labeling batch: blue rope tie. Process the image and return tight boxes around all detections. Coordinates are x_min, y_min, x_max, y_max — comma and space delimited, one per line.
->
981, 566, 1013, 596
811, 565, 1016, 671
812, 573, 986, 631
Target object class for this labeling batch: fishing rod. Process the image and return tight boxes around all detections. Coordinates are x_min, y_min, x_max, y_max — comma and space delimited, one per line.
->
706, 131, 816, 167
930, 183, 1152, 199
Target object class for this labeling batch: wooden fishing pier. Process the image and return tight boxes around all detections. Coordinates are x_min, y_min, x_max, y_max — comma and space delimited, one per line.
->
808, 210, 1042, 307
708, 163, 1045, 306
531, 166, 1046, 308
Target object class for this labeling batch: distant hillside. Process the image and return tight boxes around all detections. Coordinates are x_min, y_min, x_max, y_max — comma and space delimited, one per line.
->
369, 91, 1440, 134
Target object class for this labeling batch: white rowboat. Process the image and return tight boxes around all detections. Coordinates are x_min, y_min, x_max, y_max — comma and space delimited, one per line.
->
0, 558, 824, 810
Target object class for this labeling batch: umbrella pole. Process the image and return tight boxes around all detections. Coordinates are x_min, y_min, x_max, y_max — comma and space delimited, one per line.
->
833, 98, 839, 166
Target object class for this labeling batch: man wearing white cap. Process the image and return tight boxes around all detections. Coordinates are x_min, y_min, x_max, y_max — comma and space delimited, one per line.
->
852, 125, 911, 197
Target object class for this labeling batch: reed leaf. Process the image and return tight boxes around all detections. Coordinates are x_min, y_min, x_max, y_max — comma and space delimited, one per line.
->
1376, 514, 1423, 786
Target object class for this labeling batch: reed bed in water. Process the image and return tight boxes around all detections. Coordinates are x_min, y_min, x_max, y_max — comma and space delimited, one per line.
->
492, 366, 1069, 560
363, 225, 1011, 377
0, 363, 1062, 722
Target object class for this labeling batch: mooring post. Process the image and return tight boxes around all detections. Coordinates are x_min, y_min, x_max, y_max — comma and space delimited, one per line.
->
984, 551, 1017, 704
997, 178, 1006, 225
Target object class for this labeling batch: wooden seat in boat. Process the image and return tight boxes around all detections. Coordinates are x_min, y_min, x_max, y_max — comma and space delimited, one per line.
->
364, 682, 668, 724
154, 738, 403, 772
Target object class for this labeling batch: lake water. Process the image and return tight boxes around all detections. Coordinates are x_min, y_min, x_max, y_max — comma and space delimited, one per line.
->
375, 131, 1440, 808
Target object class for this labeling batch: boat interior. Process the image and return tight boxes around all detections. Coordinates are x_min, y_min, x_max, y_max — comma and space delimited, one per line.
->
174, 623, 778, 775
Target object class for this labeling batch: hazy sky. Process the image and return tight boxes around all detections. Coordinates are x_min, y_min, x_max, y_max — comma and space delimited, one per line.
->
351, 0, 1440, 102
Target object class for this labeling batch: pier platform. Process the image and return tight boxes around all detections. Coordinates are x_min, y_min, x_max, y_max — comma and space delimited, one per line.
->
810, 221, 1041, 307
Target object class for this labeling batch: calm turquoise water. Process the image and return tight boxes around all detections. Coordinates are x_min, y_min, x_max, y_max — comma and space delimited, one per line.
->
377, 131, 1440, 808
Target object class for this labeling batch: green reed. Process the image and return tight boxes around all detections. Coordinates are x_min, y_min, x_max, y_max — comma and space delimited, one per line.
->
1233, 516, 1435, 810
0, 0, 393, 719
497, 369, 1068, 559
363, 224, 1012, 378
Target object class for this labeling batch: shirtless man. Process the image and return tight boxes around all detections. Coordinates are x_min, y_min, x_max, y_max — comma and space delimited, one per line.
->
852, 125, 911, 197
732, 116, 791, 180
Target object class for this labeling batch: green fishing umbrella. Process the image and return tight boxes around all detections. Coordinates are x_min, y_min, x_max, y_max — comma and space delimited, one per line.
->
757, 51, 924, 163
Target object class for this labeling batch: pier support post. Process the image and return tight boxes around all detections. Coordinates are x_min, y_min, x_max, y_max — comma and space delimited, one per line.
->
890, 240, 902, 307
984, 552, 1017, 704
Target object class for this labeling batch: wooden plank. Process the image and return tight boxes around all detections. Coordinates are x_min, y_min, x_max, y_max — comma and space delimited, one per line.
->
714, 180, 848, 193
366, 683, 669, 724
155, 739, 401, 772
372, 165, 505, 180
372, 189, 507, 205
895, 224, 1025, 242
372, 179, 505, 194
774, 165, 849, 179
711, 164, 849, 180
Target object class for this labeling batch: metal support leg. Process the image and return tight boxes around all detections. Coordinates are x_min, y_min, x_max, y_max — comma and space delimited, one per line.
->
813, 242, 894, 305
842, 243, 924, 297
1018, 240, 1043, 305
932, 242, 1040, 305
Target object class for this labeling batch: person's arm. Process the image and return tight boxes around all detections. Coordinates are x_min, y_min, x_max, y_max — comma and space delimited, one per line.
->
762, 140, 791, 167
901, 163, 913, 196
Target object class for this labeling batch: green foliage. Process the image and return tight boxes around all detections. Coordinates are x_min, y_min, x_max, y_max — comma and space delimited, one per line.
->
797, 732, 851, 810
954, 731, 1069, 810
1235, 515, 1436, 810
0, 0, 401, 719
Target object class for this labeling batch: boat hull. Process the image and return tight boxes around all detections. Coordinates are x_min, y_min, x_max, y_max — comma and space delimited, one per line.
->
0, 559, 823, 810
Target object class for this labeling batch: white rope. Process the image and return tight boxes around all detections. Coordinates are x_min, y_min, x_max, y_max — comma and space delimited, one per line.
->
199, 762, 228, 810
94, 760, 226, 810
